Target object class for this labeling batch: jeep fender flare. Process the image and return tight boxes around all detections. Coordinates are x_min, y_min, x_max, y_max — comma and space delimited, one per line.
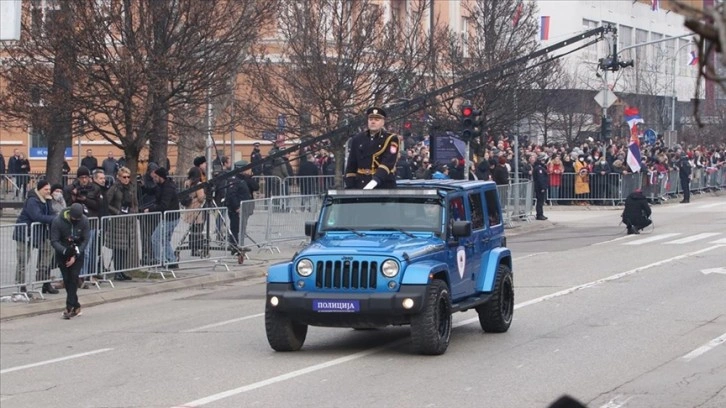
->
268, 262, 294, 283
400, 261, 450, 286
475, 248, 512, 293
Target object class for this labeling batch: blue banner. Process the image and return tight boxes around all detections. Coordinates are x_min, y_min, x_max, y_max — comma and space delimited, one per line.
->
29, 147, 73, 159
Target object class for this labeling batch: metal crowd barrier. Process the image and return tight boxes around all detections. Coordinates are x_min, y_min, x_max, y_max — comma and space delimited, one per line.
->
283, 175, 335, 196
239, 195, 323, 253
99, 212, 163, 280
496, 181, 534, 224
160, 207, 231, 274
0, 223, 28, 301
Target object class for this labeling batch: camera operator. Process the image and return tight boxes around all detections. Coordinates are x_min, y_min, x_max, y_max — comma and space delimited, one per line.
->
226, 160, 259, 251
51, 203, 90, 319
144, 167, 180, 269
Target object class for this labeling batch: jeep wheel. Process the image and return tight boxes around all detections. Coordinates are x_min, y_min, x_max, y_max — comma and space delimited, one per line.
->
265, 306, 308, 351
410, 280, 452, 355
477, 264, 514, 333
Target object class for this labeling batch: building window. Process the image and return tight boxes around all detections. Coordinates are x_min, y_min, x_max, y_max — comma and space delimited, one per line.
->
619, 25, 633, 60
635, 29, 648, 69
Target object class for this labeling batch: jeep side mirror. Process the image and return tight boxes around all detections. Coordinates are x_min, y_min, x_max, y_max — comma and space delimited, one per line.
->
305, 221, 318, 239
451, 220, 472, 238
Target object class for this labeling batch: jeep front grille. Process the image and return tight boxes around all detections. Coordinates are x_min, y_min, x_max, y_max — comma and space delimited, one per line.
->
315, 260, 378, 289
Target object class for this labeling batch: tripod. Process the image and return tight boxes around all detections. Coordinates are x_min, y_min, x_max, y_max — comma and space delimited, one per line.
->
174, 185, 254, 266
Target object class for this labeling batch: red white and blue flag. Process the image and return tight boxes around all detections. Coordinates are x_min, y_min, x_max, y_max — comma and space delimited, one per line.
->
651, 0, 659, 11
540, 16, 550, 40
624, 106, 644, 173
687, 50, 698, 66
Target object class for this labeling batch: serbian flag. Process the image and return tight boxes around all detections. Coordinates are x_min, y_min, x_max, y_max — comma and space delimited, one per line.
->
624, 107, 644, 172
687, 50, 698, 66
651, 0, 659, 11
540, 16, 550, 40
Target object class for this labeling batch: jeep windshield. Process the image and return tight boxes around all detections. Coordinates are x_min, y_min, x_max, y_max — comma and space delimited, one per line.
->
320, 196, 443, 235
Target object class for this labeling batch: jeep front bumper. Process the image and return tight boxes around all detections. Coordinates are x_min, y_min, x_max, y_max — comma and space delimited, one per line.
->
266, 283, 427, 327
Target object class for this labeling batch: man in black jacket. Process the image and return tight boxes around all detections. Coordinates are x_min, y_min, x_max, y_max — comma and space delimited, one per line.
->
622, 189, 652, 234
138, 162, 159, 264
533, 153, 550, 221
678, 152, 692, 203
144, 167, 180, 268
51, 203, 90, 319
226, 161, 259, 249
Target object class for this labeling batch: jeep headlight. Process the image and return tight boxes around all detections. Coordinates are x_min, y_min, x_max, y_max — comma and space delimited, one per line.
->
381, 259, 399, 278
296, 259, 314, 277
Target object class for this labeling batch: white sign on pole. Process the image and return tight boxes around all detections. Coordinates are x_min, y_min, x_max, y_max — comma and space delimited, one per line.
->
0, 0, 22, 41
594, 90, 617, 109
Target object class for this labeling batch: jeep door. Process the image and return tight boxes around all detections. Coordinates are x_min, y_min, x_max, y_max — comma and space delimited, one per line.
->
461, 189, 486, 295
446, 194, 476, 299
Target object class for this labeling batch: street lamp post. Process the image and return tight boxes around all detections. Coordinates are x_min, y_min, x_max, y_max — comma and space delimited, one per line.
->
671, 41, 694, 131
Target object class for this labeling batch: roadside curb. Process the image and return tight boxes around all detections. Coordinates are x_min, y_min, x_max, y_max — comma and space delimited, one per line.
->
0, 266, 269, 321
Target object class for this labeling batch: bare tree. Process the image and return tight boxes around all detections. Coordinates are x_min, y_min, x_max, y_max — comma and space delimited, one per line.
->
0, 1, 77, 184
1, 0, 277, 182
432, 0, 556, 154
241, 0, 438, 185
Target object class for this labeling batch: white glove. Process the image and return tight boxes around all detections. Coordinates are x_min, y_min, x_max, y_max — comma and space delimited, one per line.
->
363, 180, 378, 190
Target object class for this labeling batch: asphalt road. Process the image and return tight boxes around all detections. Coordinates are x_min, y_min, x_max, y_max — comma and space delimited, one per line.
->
1, 197, 725, 408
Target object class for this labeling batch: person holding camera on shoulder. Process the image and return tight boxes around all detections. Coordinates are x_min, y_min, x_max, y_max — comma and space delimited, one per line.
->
51, 203, 90, 319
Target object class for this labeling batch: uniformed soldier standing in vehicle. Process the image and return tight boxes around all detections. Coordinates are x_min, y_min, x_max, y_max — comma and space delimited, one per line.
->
345, 107, 400, 189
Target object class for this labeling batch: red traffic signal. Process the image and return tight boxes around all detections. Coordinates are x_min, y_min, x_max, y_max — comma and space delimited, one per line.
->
461, 106, 473, 117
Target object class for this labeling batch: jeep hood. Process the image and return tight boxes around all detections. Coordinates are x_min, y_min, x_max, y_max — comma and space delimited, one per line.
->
301, 234, 443, 258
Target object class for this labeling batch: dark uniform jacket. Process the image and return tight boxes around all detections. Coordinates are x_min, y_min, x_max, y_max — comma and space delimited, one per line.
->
622, 191, 651, 227
345, 129, 399, 189
678, 156, 692, 179
533, 162, 549, 191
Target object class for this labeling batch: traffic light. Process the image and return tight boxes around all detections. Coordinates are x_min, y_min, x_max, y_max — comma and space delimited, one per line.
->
460, 101, 481, 141
601, 117, 612, 141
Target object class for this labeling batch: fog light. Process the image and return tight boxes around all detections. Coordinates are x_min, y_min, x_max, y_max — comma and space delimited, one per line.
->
270, 296, 279, 307
402, 298, 414, 309
388, 281, 397, 290
297, 280, 305, 288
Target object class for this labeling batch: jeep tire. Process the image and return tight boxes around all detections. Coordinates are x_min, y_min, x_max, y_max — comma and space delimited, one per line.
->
477, 264, 514, 333
265, 306, 308, 351
410, 280, 452, 355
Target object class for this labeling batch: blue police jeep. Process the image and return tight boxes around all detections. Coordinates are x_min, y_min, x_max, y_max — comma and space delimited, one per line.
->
265, 180, 513, 355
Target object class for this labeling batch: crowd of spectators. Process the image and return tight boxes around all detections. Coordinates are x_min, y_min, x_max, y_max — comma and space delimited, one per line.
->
392, 134, 725, 203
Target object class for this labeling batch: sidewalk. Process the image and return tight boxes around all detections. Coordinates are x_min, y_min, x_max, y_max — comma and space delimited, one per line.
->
1, 215, 561, 321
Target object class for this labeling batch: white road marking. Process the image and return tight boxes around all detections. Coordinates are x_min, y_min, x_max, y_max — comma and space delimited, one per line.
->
681, 332, 726, 362
624, 233, 680, 246
513, 252, 547, 261
599, 395, 634, 408
701, 267, 726, 275
592, 235, 637, 246
182, 313, 264, 333
0, 348, 113, 375
711, 237, 726, 245
665, 233, 721, 245
170, 245, 723, 408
